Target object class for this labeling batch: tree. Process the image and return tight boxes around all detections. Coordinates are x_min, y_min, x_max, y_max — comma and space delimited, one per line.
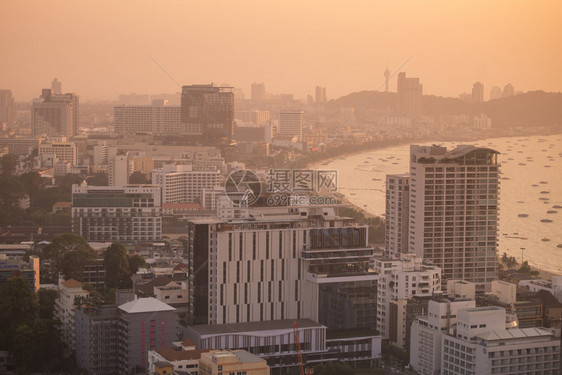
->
38, 288, 58, 319
42, 234, 93, 280
104, 243, 132, 288
18, 171, 44, 199
314, 362, 354, 375
0, 277, 39, 330
61, 245, 97, 281
129, 254, 147, 274
0, 154, 17, 175
86, 172, 108, 186
129, 171, 150, 184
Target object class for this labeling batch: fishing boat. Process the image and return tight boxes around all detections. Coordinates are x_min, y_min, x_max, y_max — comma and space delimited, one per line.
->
517, 214, 529, 217
541, 219, 553, 223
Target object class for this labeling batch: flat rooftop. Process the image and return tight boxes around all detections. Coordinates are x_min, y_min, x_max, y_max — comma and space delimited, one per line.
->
189, 319, 325, 336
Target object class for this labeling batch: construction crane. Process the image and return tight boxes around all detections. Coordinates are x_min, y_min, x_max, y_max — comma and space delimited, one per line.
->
293, 321, 312, 375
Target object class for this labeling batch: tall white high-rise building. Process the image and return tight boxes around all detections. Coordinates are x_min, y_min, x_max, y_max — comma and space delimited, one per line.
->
408, 145, 500, 293
374, 254, 441, 339
279, 110, 304, 141
385, 174, 410, 258
108, 153, 129, 186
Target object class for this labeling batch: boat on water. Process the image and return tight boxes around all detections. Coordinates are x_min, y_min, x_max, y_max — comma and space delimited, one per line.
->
541, 219, 553, 223
540, 191, 550, 194
539, 198, 549, 201
539, 181, 548, 184
547, 210, 558, 214
518, 163, 526, 166
372, 178, 381, 181
553, 205, 562, 209
532, 184, 539, 187
542, 238, 551, 242
544, 165, 551, 168
557, 244, 562, 248
517, 201, 525, 203
518, 214, 529, 217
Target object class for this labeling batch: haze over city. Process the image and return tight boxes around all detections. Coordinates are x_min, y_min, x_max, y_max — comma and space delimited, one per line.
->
2, 0, 562, 101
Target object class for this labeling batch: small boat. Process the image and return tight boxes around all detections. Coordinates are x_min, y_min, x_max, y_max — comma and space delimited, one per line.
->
553, 205, 562, 209
544, 165, 551, 168
541, 219, 553, 223
518, 214, 529, 217
539, 198, 549, 201
517, 201, 525, 203
540, 191, 550, 194
547, 210, 558, 214
519, 163, 526, 166
557, 244, 562, 248
539, 181, 548, 184
542, 238, 551, 242
532, 184, 539, 187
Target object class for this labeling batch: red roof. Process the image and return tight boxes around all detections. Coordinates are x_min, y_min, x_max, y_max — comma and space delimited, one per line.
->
61, 279, 83, 288
53, 201, 72, 208
156, 346, 211, 361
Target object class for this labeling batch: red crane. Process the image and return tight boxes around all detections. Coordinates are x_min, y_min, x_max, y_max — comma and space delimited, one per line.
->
293, 321, 312, 375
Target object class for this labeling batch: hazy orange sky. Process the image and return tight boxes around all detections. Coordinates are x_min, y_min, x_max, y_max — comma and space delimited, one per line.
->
1, 1, 561, 102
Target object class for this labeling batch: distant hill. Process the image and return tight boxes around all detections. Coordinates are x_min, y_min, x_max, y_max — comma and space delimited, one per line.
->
328, 90, 562, 128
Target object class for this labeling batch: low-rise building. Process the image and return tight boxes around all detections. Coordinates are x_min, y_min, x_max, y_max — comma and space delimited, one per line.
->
0, 254, 39, 291
199, 350, 270, 375
441, 306, 560, 375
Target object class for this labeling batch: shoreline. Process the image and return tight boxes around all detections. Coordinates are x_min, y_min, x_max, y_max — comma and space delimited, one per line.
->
306, 128, 562, 169
308, 131, 562, 279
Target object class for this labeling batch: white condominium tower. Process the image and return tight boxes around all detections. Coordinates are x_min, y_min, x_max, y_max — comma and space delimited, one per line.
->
279, 110, 304, 141
385, 174, 410, 258
409, 145, 500, 293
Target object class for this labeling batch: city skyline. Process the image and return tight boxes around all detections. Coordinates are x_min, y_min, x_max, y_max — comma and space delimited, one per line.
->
1, 1, 561, 101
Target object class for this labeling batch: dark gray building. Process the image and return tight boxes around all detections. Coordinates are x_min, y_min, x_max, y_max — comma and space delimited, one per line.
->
117, 297, 177, 373
75, 306, 119, 375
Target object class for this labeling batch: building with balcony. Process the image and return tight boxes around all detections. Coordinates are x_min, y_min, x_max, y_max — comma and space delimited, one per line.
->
71, 184, 162, 242
54, 277, 89, 356
152, 164, 220, 204
408, 145, 500, 293
441, 306, 560, 375
374, 254, 441, 340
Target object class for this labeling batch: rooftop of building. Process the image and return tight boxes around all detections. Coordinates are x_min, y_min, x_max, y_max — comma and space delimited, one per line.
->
118, 297, 175, 313
476, 327, 553, 341
156, 346, 210, 362
188, 319, 324, 336
61, 279, 83, 288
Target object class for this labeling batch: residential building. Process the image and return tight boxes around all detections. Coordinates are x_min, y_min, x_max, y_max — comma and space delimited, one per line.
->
75, 306, 119, 375
441, 306, 560, 375
181, 84, 234, 144
374, 254, 441, 340
54, 278, 89, 355
472, 82, 484, 103
38, 140, 77, 165
71, 184, 162, 242
278, 110, 304, 141
51, 78, 62, 94
187, 205, 378, 327
0, 89, 16, 125
396, 72, 422, 118
148, 343, 210, 375
502, 83, 515, 98
199, 350, 270, 375
410, 296, 476, 375
251, 83, 266, 102
117, 297, 178, 373
114, 102, 181, 134
315, 86, 327, 104
152, 164, 220, 204
473, 113, 492, 129
408, 145, 500, 293
385, 174, 410, 258
32, 89, 79, 138
108, 152, 129, 186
